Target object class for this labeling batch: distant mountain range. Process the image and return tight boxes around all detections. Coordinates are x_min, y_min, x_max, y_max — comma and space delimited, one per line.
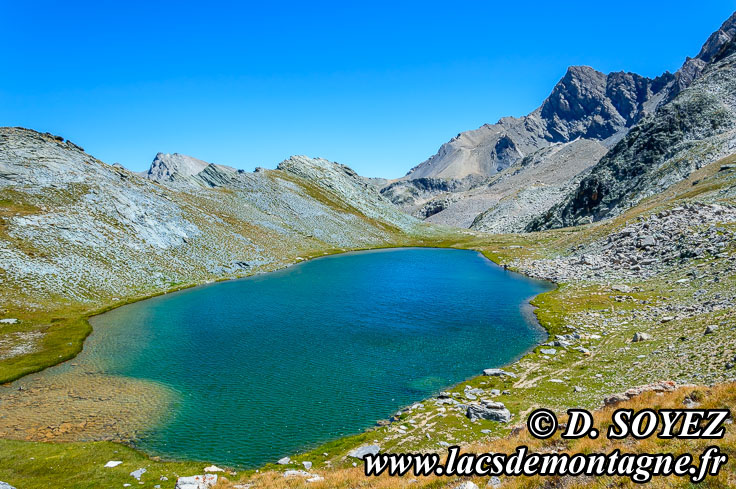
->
380, 11, 736, 232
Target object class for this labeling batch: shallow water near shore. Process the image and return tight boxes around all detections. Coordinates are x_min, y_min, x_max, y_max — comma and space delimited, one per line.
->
84, 248, 552, 467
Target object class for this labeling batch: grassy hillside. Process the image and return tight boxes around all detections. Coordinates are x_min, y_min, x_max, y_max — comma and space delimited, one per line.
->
1, 134, 735, 488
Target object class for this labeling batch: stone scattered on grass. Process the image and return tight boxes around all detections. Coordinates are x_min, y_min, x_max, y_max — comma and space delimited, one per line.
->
455, 481, 479, 489
632, 332, 651, 342
104, 460, 123, 468
175, 474, 217, 489
482, 368, 516, 378
466, 401, 511, 423
348, 444, 380, 459
276, 456, 290, 465
130, 468, 146, 480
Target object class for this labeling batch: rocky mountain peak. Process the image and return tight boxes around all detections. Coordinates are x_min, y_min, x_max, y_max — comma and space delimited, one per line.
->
540, 66, 667, 143
696, 12, 736, 63
144, 152, 238, 184
528, 12, 736, 231
144, 152, 212, 182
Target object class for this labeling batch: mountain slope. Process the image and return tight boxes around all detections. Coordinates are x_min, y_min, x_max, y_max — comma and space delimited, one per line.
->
385, 12, 736, 232
0, 127, 433, 382
529, 13, 736, 230
405, 67, 672, 182
143, 152, 237, 183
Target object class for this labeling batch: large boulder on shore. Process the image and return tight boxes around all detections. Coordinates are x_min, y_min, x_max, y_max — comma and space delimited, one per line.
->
466, 401, 512, 422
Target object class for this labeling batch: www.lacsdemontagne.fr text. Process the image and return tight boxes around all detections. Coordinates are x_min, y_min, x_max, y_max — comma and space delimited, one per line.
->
364, 445, 728, 483
363, 408, 731, 484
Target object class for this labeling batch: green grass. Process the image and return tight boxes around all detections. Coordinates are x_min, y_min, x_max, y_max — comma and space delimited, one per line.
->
1, 154, 735, 487
0, 317, 91, 384
0, 439, 214, 489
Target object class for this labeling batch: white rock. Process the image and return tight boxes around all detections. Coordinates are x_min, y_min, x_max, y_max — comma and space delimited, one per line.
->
283, 470, 311, 477
277, 457, 291, 465
302, 461, 312, 470
130, 468, 146, 480
482, 368, 516, 378
104, 460, 123, 468
307, 475, 325, 482
632, 332, 651, 342
455, 482, 479, 489
347, 444, 380, 459
0, 319, 18, 324
203, 465, 223, 472
175, 474, 217, 489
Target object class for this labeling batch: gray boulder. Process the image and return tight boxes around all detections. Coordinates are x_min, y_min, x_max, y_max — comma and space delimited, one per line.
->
632, 332, 651, 342
482, 368, 516, 378
466, 402, 511, 423
348, 444, 381, 459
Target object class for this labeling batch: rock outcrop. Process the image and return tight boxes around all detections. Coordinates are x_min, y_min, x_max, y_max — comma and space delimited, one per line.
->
529, 14, 736, 230
0, 128, 428, 331
385, 12, 736, 233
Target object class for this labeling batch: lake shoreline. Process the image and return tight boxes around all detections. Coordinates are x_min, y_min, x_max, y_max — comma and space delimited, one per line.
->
1, 240, 559, 466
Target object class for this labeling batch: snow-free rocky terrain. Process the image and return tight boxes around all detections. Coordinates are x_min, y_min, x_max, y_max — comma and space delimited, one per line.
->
2, 11, 736, 489
381, 12, 736, 233
0, 127, 439, 382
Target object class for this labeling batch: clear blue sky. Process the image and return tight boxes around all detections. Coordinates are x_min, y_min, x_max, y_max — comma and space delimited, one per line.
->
1, 2, 734, 178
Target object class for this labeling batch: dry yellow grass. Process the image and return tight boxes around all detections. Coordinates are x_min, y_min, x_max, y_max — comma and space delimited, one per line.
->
222, 383, 735, 488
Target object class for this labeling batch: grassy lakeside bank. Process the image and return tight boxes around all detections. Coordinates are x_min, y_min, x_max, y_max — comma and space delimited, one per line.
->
4, 381, 732, 489
1, 155, 735, 488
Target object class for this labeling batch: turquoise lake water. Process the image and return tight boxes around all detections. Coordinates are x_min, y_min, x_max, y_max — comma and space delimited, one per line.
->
88, 248, 552, 467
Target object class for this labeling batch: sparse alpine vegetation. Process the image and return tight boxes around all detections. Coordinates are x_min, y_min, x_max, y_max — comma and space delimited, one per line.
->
2, 11, 736, 489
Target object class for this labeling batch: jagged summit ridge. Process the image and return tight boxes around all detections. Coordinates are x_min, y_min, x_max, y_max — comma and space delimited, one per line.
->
384, 11, 736, 233
527, 31, 736, 230
404, 66, 672, 183
144, 152, 237, 183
